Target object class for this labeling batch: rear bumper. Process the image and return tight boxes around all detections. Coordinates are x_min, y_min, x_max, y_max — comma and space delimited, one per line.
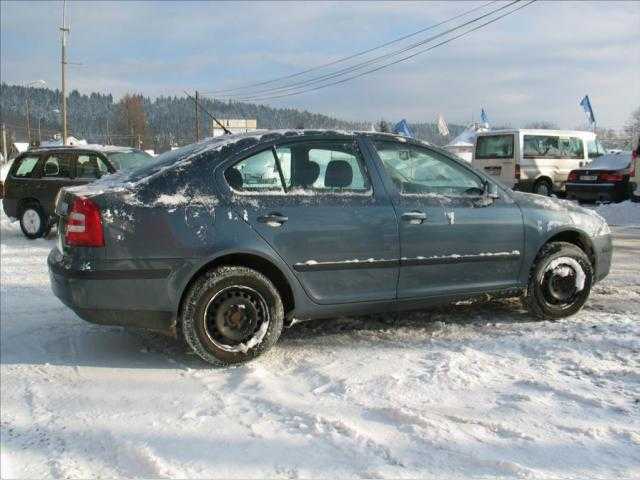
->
48, 248, 176, 335
565, 183, 628, 202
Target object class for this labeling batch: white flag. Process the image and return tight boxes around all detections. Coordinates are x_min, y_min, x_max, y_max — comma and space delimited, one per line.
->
437, 114, 449, 136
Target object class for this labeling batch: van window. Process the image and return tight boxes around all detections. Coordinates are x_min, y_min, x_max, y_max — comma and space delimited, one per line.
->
475, 135, 514, 159
13, 156, 40, 178
587, 139, 606, 159
523, 135, 584, 159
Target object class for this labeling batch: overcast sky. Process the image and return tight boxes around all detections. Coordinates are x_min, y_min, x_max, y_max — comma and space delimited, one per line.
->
1, 1, 638, 128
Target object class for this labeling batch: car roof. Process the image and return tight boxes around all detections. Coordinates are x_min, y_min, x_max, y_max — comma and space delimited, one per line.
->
27, 144, 138, 155
476, 129, 596, 138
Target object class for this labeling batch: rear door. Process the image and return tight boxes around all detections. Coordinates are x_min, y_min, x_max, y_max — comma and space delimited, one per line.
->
39, 151, 75, 216
219, 137, 400, 305
367, 138, 524, 298
473, 133, 516, 187
522, 134, 586, 189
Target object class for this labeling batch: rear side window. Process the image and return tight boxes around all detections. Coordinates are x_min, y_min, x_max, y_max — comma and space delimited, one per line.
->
43, 154, 72, 178
475, 135, 514, 159
523, 135, 584, 159
587, 139, 606, 159
12, 155, 40, 178
225, 140, 370, 193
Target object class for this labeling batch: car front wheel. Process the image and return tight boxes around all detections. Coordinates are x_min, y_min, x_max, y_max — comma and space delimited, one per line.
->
525, 241, 593, 319
19, 203, 50, 239
181, 266, 284, 365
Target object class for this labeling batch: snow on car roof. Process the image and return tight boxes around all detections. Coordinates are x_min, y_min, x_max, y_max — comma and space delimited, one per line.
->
31, 144, 137, 153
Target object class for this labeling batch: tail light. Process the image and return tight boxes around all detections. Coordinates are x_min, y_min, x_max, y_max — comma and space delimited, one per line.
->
515, 164, 521, 180
65, 197, 104, 247
567, 171, 578, 182
630, 160, 636, 178
599, 171, 624, 182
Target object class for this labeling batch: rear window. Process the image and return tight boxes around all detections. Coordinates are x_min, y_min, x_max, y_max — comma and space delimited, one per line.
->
12, 155, 40, 178
523, 135, 584, 159
475, 135, 514, 159
105, 150, 154, 171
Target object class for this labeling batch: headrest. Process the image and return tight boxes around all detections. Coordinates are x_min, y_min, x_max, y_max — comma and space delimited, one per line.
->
225, 167, 243, 190
324, 160, 353, 188
296, 161, 320, 187
44, 160, 59, 176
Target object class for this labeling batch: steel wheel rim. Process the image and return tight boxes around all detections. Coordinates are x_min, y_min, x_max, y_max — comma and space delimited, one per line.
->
203, 285, 270, 353
541, 263, 580, 307
22, 209, 41, 235
536, 183, 550, 196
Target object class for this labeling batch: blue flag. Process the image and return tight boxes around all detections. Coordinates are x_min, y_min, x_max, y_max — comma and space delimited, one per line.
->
393, 119, 415, 138
480, 108, 489, 124
579, 95, 596, 124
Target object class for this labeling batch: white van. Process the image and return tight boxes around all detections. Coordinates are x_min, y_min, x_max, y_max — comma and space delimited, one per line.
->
472, 129, 606, 195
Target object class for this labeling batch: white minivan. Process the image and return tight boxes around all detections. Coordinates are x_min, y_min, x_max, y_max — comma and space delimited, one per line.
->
472, 129, 606, 195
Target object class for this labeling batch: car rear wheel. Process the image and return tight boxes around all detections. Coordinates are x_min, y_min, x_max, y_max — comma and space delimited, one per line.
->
533, 179, 552, 196
19, 203, 50, 239
525, 241, 593, 319
181, 266, 284, 365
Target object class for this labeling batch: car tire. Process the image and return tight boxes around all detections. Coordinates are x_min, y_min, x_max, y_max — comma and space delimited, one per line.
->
181, 266, 285, 365
533, 179, 553, 196
19, 203, 50, 239
525, 241, 593, 320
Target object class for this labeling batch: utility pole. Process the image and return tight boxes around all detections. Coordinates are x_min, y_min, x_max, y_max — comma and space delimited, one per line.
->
38, 117, 42, 144
60, 0, 69, 145
195, 90, 200, 142
137, 134, 142, 150
1, 123, 8, 162
106, 118, 110, 145
25, 92, 31, 144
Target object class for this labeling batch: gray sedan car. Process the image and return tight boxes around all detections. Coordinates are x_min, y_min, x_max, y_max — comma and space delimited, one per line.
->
48, 130, 613, 364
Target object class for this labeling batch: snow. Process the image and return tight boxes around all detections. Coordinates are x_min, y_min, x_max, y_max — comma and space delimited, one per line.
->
584, 201, 640, 227
2, 205, 640, 479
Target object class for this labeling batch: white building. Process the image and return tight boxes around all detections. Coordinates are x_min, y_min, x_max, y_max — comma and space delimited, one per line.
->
212, 118, 258, 137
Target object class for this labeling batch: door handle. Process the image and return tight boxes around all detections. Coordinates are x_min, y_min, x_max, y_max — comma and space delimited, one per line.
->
258, 212, 288, 225
401, 211, 427, 224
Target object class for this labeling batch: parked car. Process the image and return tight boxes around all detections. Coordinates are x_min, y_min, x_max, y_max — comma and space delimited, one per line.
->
48, 131, 613, 365
472, 129, 606, 196
631, 135, 640, 203
1, 145, 153, 238
566, 151, 634, 203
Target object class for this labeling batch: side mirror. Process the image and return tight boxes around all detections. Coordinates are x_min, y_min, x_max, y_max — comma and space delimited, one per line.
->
485, 181, 500, 199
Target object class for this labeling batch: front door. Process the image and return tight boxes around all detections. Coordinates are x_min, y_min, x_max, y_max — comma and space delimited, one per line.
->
220, 137, 399, 304
367, 138, 524, 299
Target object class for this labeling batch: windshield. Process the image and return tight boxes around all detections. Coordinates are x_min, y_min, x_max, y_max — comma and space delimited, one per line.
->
106, 150, 154, 171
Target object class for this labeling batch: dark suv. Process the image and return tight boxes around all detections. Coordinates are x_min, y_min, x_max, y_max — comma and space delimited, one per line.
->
1, 145, 153, 238
48, 131, 613, 365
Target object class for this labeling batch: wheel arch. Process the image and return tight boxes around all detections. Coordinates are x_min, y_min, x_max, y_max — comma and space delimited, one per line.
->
538, 229, 596, 268
177, 251, 296, 325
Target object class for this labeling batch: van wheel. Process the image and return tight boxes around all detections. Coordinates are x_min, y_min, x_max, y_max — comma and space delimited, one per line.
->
533, 179, 552, 196
181, 266, 284, 365
19, 203, 50, 239
525, 242, 593, 320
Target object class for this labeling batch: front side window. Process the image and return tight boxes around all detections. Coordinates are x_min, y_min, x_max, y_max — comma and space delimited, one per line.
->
13, 155, 40, 178
43, 154, 72, 178
225, 140, 370, 193
523, 135, 584, 159
373, 141, 484, 195
587, 139, 606, 159
76, 154, 109, 179
106, 150, 153, 172
475, 135, 514, 159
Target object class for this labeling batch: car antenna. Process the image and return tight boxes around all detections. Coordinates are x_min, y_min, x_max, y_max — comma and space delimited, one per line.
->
184, 91, 232, 135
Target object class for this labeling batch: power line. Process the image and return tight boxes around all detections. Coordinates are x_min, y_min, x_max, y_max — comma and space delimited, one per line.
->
235, 0, 536, 103
214, 0, 520, 101
201, 0, 501, 96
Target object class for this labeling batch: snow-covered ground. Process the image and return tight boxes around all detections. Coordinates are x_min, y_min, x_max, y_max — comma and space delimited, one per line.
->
1, 207, 639, 479
585, 200, 640, 227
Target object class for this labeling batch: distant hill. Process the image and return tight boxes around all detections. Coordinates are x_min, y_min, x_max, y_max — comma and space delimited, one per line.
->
0, 83, 464, 152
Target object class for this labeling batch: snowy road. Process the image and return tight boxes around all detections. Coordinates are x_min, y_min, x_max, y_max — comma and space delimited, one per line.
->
1, 211, 639, 479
